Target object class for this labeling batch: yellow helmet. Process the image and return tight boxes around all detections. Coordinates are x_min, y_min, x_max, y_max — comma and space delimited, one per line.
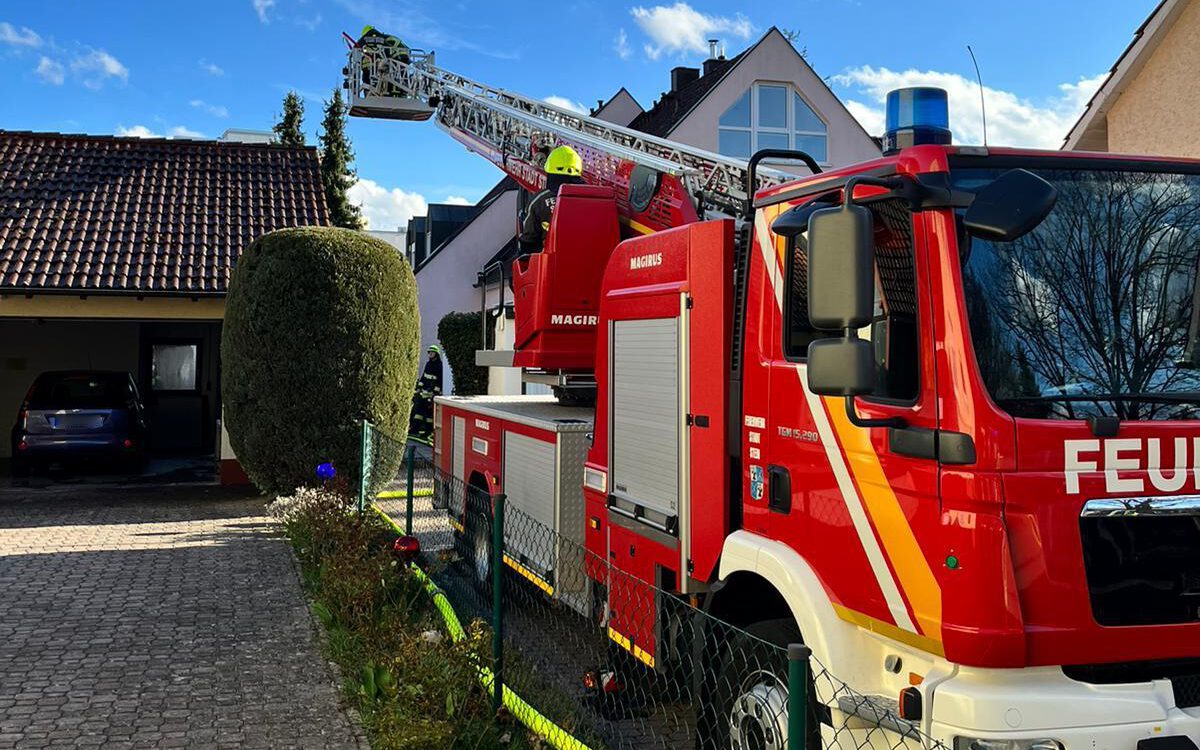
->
361, 25, 375, 36
544, 145, 582, 176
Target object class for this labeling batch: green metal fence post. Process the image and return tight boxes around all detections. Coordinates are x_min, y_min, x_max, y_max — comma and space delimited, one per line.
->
405, 444, 415, 535
491, 492, 506, 714
357, 419, 370, 514
788, 643, 811, 750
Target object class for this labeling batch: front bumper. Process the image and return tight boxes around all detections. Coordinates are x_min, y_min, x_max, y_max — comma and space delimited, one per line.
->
931, 666, 1200, 748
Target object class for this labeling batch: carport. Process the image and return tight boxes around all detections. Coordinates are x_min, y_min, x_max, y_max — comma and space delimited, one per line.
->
0, 129, 330, 480
0, 315, 222, 462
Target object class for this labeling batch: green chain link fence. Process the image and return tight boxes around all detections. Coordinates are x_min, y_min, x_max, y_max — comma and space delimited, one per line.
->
361, 421, 952, 750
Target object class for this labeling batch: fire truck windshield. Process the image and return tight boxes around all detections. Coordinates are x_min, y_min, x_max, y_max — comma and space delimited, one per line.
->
952, 163, 1200, 421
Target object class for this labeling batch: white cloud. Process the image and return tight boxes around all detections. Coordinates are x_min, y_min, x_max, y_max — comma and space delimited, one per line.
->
348, 178, 428, 231
614, 28, 631, 60
116, 124, 205, 139
116, 125, 159, 138
253, 0, 276, 23
834, 66, 1107, 148
35, 56, 64, 85
169, 125, 205, 138
190, 99, 229, 118
444, 195, 471, 206
71, 49, 128, 89
630, 3, 753, 60
199, 59, 224, 76
544, 95, 588, 115
0, 21, 41, 47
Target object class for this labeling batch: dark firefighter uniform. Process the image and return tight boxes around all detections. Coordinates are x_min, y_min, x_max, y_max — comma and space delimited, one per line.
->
409, 345, 443, 445
517, 145, 585, 252
357, 25, 410, 93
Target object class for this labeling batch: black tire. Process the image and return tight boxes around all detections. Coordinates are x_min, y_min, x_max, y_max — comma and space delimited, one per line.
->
709, 618, 821, 750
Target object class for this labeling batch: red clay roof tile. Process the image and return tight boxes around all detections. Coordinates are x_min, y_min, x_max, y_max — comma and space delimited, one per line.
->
0, 130, 329, 294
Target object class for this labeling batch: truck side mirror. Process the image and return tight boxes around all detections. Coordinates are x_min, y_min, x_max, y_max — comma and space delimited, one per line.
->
963, 168, 1057, 242
806, 203, 876, 331
807, 338, 875, 396
805, 202, 877, 397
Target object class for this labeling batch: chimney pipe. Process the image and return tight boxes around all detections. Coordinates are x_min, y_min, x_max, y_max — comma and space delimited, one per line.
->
707, 38, 719, 59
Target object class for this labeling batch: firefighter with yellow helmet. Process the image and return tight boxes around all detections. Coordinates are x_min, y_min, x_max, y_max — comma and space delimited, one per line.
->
356, 25, 410, 93
518, 145, 584, 252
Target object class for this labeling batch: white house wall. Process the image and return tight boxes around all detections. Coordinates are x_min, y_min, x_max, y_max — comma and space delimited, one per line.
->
415, 188, 518, 393
594, 89, 644, 127
667, 30, 880, 170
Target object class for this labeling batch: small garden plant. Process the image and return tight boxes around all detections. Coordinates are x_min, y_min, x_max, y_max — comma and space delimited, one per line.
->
269, 485, 533, 750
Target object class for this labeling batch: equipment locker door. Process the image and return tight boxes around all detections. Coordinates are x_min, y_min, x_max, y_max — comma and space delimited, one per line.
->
609, 316, 681, 532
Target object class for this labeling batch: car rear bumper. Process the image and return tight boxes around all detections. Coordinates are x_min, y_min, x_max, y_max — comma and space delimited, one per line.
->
16, 434, 139, 457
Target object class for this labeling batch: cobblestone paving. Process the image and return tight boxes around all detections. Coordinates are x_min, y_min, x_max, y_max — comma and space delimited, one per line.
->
0, 484, 366, 750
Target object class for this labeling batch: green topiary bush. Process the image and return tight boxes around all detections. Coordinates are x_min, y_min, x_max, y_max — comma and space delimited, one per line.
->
222, 227, 419, 494
437, 311, 489, 396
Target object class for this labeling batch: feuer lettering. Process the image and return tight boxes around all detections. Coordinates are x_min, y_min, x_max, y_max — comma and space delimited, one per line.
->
1064, 437, 1199, 494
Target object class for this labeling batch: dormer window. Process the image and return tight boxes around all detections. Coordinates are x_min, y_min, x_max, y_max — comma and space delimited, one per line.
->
718, 83, 828, 163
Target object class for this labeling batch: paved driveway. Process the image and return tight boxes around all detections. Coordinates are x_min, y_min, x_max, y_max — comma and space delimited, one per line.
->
0, 484, 365, 749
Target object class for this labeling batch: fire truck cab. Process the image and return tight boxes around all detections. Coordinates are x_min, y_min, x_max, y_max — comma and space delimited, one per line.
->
580, 111, 1200, 747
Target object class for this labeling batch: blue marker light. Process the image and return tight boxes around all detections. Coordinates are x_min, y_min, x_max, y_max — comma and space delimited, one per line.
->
882, 87, 952, 155
316, 462, 336, 480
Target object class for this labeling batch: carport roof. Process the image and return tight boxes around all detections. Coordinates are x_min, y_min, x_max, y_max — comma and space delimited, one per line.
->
0, 130, 329, 295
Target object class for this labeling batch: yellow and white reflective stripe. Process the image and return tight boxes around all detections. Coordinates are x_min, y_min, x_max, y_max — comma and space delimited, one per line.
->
503, 553, 554, 596
796, 368, 918, 632
753, 211, 924, 636
607, 626, 655, 668
825, 400, 942, 639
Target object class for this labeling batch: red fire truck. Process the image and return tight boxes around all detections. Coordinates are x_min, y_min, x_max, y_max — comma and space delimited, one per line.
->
347, 46, 1200, 750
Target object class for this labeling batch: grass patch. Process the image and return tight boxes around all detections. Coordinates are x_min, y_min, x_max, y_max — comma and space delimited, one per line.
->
270, 488, 535, 749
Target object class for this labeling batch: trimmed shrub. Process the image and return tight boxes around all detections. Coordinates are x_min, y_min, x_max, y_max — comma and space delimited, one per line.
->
437, 311, 489, 396
222, 227, 419, 494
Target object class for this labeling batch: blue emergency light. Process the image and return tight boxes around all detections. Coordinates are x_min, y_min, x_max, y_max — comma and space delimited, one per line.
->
882, 87, 952, 155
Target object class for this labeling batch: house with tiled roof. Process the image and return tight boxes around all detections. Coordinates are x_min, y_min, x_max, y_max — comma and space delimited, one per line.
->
1064, 0, 1200, 157
628, 27, 879, 168
0, 130, 328, 477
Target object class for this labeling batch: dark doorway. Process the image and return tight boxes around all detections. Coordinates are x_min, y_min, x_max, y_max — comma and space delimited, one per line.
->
139, 322, 221, 457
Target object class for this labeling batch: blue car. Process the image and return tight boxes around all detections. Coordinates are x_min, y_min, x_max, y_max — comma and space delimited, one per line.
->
10, 371, 149, 477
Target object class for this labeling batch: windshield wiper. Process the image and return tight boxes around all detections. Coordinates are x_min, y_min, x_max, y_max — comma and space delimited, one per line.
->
996, 393, 1200, 406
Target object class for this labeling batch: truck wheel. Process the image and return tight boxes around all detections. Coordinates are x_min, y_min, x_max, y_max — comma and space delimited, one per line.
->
471, 520, 492, 587
711, 618, 820, 750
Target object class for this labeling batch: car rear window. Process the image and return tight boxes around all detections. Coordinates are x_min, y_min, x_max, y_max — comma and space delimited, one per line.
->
27, 374, 129, 409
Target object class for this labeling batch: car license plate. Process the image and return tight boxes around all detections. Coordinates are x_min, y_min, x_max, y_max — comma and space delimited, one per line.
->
50, 414, 105, 430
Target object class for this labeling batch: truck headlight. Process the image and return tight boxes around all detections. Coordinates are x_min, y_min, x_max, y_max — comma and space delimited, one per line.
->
954, 738, 1063, 750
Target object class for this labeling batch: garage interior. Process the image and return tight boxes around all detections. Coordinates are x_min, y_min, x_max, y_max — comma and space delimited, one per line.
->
1, 318, 222, 474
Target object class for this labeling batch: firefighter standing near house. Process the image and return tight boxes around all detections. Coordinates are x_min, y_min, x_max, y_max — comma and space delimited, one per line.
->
518, 145, 585, 252
409, 344, 443, 445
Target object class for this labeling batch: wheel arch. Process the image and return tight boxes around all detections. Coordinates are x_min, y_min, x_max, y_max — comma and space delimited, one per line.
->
715, 530, 853, 670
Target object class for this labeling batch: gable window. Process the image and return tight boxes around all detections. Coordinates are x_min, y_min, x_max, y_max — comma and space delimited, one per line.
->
718, 84, 828, 163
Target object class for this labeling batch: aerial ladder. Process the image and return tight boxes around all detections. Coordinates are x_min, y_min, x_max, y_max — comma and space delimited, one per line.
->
342, 40, 821, 400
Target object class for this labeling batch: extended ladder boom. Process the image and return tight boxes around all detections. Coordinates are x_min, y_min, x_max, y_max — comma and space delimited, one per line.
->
344, 46, 804, 223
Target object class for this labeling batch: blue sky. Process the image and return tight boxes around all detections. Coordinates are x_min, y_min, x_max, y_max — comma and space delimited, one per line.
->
1, 0, 1157, 229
